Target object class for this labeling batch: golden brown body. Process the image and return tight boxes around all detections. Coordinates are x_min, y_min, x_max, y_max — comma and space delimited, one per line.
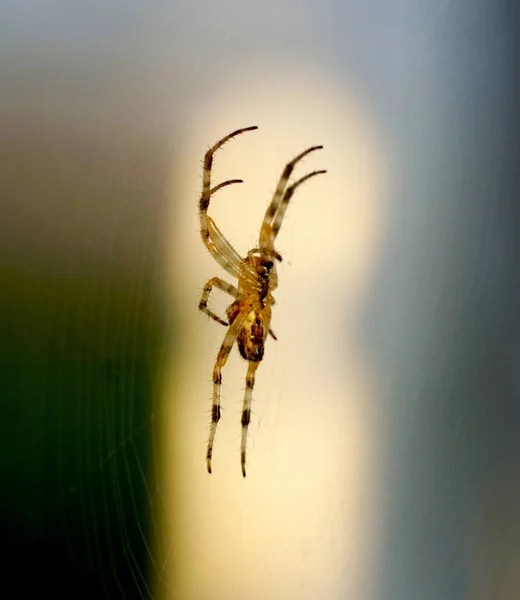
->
226, 303, 268, 363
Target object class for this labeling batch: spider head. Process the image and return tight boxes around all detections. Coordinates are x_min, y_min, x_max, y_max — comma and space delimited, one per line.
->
247, 249, 281, 285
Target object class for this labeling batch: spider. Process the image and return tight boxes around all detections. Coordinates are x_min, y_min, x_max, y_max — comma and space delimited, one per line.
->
198, 126, 326, 477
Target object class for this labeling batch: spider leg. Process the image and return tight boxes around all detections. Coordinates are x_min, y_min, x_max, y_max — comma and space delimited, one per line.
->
259, 145, 324, 248
200, 190, 243, 278
270, 169, 327, 242
207, 307, 250, 474
241, 360, 261, 477
207, 216, 244, 277
200, 126, 258, 277
199, 277, 239, 326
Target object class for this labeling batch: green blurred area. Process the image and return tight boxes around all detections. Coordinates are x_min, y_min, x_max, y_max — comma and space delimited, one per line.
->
1, 121, 175, 597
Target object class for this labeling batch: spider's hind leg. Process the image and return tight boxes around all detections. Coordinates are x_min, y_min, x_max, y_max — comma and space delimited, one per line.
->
241, 361, 261, 477
207, 308, 248, 474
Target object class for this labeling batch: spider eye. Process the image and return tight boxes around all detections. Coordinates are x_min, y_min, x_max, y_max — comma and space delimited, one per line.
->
258, 260, 274, 277
255, 259, 273, 278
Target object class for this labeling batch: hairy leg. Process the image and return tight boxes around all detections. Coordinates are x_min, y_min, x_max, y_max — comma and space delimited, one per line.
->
259, 145, 324, 249
199, 277, 238, 326
240, 360, 261, 477
207, 307, 250, 474
271, 169, 327, 240
199, 126, 258, 277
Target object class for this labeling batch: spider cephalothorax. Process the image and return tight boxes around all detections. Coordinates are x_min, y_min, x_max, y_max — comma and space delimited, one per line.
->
198, 126, 325, 476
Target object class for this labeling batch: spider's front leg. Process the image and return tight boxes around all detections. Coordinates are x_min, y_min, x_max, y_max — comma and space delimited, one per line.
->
199, 126, 258, 278
259, 146, 326, 249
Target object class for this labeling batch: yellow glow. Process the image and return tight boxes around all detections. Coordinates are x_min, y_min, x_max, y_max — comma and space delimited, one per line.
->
160, 61, 386, 599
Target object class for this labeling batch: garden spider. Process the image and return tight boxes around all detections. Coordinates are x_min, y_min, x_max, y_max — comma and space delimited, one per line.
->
199, 126, 326, 477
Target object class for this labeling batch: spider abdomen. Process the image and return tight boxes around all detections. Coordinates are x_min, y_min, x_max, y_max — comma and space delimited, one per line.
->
238, 313, 265, 362
226, 301, 267, 363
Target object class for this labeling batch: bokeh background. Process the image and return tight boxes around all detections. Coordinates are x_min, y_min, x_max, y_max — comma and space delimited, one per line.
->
2, 1, 520, 599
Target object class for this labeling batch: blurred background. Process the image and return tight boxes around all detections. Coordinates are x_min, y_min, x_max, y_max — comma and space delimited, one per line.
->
2, 1, 519, 599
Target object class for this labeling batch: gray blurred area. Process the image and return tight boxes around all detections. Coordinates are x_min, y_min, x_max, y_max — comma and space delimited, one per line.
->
2, 1, 519, 599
